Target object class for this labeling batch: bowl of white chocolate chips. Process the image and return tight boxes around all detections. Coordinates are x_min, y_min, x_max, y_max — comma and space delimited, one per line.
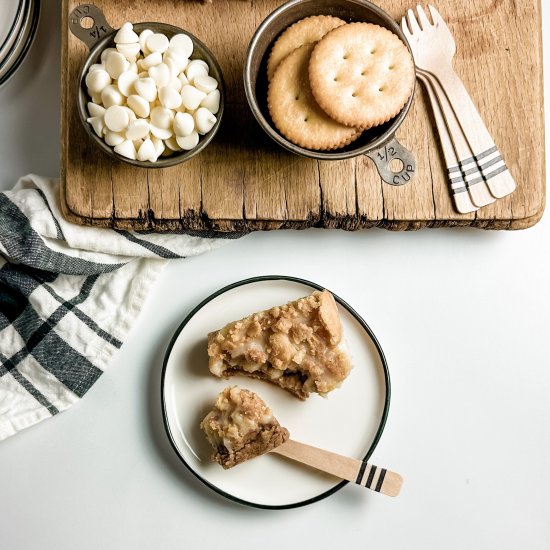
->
69, 5, 224, 167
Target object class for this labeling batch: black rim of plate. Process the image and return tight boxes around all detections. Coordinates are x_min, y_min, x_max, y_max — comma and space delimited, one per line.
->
160, 275, 391, 510
0, 0, 28, 74
0, 0, 25, 57
0, 0, 40, 87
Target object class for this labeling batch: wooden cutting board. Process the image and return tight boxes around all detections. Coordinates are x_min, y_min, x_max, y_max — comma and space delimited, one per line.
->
60, 0, 545, 231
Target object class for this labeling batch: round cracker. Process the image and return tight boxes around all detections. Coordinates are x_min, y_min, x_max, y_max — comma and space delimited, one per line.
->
308, 23, 415, 129
267, 15, 347, 81
268, 43, 362, 151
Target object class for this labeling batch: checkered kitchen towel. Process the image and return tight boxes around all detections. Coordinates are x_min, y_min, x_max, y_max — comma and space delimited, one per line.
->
0, 175, 241, 440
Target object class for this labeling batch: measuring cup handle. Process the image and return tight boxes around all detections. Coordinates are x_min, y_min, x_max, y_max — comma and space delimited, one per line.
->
69, 4, 113, 50
365, 137, 416, 186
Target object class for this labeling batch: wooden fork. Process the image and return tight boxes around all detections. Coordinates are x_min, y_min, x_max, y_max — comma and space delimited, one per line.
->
402, 5, 517, 200
417, 71, 479, 213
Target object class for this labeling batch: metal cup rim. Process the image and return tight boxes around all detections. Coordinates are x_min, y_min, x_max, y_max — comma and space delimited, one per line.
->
243, 0, 416, 161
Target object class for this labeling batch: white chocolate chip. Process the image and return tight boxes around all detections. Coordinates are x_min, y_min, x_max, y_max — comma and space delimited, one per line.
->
127, 94, 151, 118
90, 92, 103, 104
174, 112, 195, 137
151, 136, 165, 156
150, 124, 173, 140
134, 77, 157, 102
126, 119, 150, 140
194, 107, 217, 135
117, 71, 138, 96
180, 85, 206, 110
169, 77, 182, 92
164, 48, 189, 72
141, 51, 163, 69
85, 69, 111, 93
114, 22, 139, 44
200, 89, 220, 114
164, 57, 180, 79
164, 136, 182, 152
88, 116, 105, 137
137, 138, 158, 162
104, 105, 130, 132
159, 86, 182, 110
194, 59, 209, 71
88, 63, 105, 73
100, 48, 117, 63
139, 29, 154, 55
178, 72, 189, 88
87, 102, 105, 118
105, 51, 129, 79
116, 42, 140, 61
148, 63, 170, 88
194, 74, 218, 94
147, 33, 170, 54
150, 106, 174, 129
101, 84, 125, 108
114, 139, 137, 160
121, 106, 137, 122
105, 131, 125, 146
176, 131, 199, 150
185, 59, 209, 83
164, 136, 182, 151
169, 34, 194, 58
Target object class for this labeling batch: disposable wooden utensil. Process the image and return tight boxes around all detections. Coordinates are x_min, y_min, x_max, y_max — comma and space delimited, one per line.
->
402, 4, 517, 200
271, 439, 403, 497
417, 69, 493, 208
417, 72, 479, 213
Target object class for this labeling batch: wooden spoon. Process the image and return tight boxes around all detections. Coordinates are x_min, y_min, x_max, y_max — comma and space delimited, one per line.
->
271, 439, 403, 497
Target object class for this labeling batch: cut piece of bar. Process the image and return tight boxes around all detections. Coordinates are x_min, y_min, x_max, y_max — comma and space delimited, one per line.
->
207, 290, 352, 400
200, 386, 289, 469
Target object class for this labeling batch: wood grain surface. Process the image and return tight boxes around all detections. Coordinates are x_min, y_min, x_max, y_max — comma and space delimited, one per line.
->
60, 0, 545, 231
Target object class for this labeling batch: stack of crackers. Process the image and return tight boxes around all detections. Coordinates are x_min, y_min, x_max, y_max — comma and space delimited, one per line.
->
267, 16, 415, 151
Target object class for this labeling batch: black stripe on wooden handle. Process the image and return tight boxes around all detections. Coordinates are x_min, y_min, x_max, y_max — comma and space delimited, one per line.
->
475, 146, 498, 162
484, 164, 508, 181
374, 468, 387, 492
458, 146, 498, 168
355, 461, 368, 484
365, 465, 377, 488
356, 464, 389, 492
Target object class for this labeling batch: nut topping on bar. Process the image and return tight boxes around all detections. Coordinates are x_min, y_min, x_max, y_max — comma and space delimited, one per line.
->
200, 386, 289, 469
207, 290, 352, 399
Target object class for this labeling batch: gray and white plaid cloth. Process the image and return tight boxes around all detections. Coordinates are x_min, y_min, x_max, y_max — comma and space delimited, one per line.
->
0, 175, 241, 440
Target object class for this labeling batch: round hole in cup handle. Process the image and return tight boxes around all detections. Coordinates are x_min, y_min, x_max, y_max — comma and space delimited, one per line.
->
69, 4, 113, 50
366, 136, 416, 186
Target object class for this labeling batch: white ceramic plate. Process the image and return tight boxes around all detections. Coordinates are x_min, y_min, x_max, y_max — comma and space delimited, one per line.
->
0, 0, 25, 63
161, 276, 390, 509
0, 0, 39, 86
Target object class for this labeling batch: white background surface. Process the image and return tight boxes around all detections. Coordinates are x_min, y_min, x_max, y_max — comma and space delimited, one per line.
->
0, 1, 549, 549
